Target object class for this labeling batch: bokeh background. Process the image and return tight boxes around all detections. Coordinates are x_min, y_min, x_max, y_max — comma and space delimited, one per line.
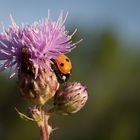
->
0, 0, 140, 140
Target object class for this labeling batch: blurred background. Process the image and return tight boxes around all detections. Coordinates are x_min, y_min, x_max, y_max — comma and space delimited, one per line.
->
0, 0, 140, 140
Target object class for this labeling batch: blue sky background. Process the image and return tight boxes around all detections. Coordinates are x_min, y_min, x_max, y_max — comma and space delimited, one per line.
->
0, 0, 139, 41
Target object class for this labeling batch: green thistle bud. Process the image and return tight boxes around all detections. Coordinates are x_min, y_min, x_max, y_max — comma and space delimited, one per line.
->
54, 82, 88, 114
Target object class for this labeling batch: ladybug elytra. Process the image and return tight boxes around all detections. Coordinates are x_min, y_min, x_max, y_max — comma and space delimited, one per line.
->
51, 54, 72, 83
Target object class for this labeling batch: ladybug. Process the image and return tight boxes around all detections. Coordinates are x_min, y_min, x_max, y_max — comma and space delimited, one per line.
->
51, 54, 72, 84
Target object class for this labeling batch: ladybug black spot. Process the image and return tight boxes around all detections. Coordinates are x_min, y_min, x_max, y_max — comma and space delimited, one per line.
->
66, 58, 69, 62
51, 62, 71, 84
60, 63, 64, 67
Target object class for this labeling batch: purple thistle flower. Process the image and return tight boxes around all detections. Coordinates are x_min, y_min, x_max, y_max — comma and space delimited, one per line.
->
0, 11, 82, 78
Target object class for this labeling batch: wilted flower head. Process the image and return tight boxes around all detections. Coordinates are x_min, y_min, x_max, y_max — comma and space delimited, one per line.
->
0, 11, 81, 78
54, 82, 88, 114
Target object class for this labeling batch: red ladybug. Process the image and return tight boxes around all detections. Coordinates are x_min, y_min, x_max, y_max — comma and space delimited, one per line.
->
51, 54, 72, 83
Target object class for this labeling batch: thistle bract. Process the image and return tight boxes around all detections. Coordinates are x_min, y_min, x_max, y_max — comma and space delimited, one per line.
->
54, 82, 88, 114
18, 54, 59, 105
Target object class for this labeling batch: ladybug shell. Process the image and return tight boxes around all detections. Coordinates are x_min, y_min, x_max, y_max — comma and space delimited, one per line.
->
54, 54, 72, 74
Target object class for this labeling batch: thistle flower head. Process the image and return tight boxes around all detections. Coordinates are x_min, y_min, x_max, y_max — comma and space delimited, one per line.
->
0, 11, 81, 78
54, 82, 88, 114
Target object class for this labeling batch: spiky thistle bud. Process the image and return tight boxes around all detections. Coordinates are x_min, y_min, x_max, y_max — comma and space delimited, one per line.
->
53, 82, 88, 114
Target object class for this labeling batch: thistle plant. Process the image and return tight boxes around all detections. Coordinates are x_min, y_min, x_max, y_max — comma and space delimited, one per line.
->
0, 11, 88, 140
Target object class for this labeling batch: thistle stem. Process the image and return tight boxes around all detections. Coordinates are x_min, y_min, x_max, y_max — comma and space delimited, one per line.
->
40, 112, 49, 140
29, 107, 51, 140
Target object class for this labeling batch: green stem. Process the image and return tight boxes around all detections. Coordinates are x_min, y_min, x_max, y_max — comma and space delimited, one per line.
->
40, 112, 50, 140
